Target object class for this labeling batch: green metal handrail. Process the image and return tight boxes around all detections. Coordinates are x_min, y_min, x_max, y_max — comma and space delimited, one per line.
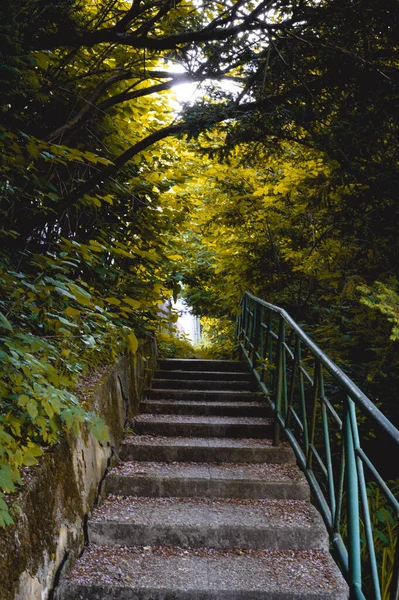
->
236, 291, 399, 600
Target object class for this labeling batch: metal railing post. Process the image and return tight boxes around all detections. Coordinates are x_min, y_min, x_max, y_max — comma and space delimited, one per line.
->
273, 315, 285, 446
252, 302, 261, 370
345, 397, 362, 598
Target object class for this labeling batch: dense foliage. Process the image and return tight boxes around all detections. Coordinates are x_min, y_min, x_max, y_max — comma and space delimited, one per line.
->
1, 0, 398, 530
0, 0, 191, 525
175, 0, 399, 423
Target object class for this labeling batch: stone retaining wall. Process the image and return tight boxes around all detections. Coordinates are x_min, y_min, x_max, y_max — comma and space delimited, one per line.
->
0, 339, 157, 600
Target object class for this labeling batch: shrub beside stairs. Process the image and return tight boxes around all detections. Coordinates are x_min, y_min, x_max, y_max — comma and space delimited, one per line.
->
56, 358, 349, 599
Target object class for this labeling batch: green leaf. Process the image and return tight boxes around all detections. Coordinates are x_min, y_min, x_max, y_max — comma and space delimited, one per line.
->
55, 287, 76, 300
375, 530, 390, 546
0, 465, 18, 493
26, 400, 38, 419
0, 494, 14, 528
89, 416, 110, 443
58, 316, 78, 328
67, 283, 93, 307
0, 311, 13, 332
22, 443, 43, 466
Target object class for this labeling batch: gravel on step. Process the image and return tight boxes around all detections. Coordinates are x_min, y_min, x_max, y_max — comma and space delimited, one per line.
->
123, 435, 277, 448
133, 414, 271, 425
147, 389, 260, 395
62, 545, 347, 597
91, 496, 316, 526
110, 461, 303, 481
141, 400, 266, 408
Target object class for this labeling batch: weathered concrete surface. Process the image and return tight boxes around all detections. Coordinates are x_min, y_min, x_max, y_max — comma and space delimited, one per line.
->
155, 369, 254, 381
88, 496, 329, 550
105, 460, 310, 500
152, 378, 257, 391
57, 546, 349, 600
120, 435, 296, 464
133, 413, 273, 438
0, 339, 157, 600
140, 399, 270, 417
158, 359, 250, 372
146, 388, 260, 401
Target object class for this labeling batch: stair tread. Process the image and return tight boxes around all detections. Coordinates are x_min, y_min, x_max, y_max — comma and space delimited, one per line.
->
153, 377, 252, 383
158, 359, 249, 373
148, 389, 258, 395
89, 497, 328, 550
120, 435, 295, 464
156, 370, 253, 377
59, 545, 348, 599
110, 461, 305, 482
134, 414, 271, 426
142, 399, 266, 406
123, 435, 279, 448
161, 360, 246, 365
122, 435, 282, 450
153, 378, 252, 385
91, 496, 320, 528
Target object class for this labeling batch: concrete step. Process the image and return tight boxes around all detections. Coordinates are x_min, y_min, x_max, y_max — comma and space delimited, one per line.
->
151, 379, 257, 391
146, 388, 261, 402
57, 545, 349, 600
155, 369, 254, 382
89, 496, 328, 550
120, 436, 296, 464
139, 399, 271, 418
105, 461, 309, 500
133, 414, 273, 438
159, 359, 249, 372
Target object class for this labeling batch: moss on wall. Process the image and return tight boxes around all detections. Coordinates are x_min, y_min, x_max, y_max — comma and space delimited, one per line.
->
0, 338, 158, 600
0, 438, 83, 600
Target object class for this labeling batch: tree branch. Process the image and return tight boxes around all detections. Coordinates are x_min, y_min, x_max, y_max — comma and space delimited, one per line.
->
113, 0, 144, 33
62, 123, 185, 206
46, 71, 130, 143
38, 1, 278, 50
60, 83, 320, 206
97, 77, 189, 112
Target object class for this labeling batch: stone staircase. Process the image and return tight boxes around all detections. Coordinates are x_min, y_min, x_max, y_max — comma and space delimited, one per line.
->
56, 358, 349, 599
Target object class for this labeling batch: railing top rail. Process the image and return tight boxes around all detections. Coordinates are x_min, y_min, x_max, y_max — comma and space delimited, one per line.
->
242, 291, 399, 446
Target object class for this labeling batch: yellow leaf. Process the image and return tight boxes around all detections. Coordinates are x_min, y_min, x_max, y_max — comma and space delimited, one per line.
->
83, 194, 102, 207
34, 52, 50, 70
127, 332, 139, 354
123, 298, 141, 309
64, 307, 80, 317
61, 349, 70, 357
168, 254, 183, 261
67, 283, 92, 307
105, 297, 121, 306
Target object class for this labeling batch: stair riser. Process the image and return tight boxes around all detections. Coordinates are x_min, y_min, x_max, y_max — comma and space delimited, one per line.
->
89, 523, 328, 551
146, 390, 260, 402
139, 402, 270, 418
105, 476, 309, 500
120, 445, 295, 464
57, 585, 347, 600
134, 422, 273, 439
156, 370, 254, 382
151, 380, 257, 391
159, 360, 249, 372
